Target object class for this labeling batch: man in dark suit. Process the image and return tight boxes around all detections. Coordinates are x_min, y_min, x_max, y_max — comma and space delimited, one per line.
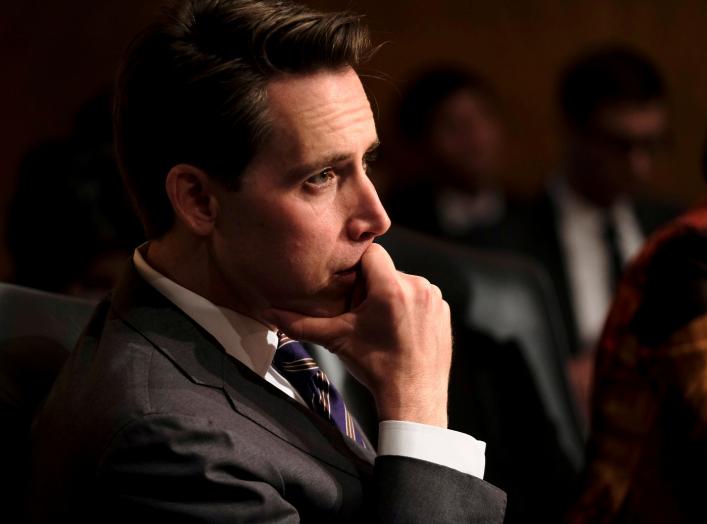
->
29, 1, 506, 522
385, 67, 508, 241
486, 47, 679, 419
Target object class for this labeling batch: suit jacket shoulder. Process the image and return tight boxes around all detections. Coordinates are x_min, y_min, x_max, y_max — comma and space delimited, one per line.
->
30, 262, 506, 523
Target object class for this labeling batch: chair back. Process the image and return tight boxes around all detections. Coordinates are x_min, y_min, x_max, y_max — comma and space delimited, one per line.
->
378, 227, 584, 468
0, 282, 96, 523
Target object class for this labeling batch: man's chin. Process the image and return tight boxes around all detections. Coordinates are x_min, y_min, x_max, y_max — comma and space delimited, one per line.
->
290, 297, 349, 318
268, 279, 359, 319
271, 288, 351, 318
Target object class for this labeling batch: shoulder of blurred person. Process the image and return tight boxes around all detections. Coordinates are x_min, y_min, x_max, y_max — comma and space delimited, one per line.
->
567, 202, 707, 524
632, 194, 684, 235
489, 184, 683, 257
6, 91, 142, 298
386, 177, 507, 240
385, 177, 444, 235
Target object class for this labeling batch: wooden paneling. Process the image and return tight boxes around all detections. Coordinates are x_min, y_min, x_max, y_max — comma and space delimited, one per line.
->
2, 0, 707, 278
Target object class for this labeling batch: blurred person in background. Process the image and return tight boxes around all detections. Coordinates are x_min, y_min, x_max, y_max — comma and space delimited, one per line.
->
565, 134, 707, 524
6, 92, 143, 299
491, 46, 681, 419
385, 66, 507, 241
382, 66, 578, 522
383, 65, 580, 520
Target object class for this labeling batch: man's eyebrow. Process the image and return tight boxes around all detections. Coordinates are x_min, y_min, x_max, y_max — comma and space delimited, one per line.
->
286, 140, 381, 179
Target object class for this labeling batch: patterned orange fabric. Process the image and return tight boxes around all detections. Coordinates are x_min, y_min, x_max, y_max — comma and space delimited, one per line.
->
567, 203, 707, 524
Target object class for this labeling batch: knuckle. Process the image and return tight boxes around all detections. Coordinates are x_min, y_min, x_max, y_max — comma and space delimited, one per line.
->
411, 275, 431, 289
406, 275, 433, 298
443, 301, 452, 321
418, 276, 432, 287
379, 279, 406, 304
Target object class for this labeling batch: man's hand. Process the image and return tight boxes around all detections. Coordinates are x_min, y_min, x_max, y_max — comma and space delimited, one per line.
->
264, 243, 452, 427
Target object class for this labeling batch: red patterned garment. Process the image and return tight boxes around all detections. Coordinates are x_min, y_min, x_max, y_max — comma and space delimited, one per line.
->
567, 203, 707, 524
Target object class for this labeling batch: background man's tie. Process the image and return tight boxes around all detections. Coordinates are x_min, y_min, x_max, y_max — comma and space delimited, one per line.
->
602, 212, 625, 292
273, 331, 366, 448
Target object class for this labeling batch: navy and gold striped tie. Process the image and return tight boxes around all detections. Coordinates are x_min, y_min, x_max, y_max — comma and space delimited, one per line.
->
273, 331, 365, 448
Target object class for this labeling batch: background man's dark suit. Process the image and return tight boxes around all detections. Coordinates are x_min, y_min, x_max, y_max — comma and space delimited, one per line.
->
482, 191, 679, 356
30, 263, 506, 523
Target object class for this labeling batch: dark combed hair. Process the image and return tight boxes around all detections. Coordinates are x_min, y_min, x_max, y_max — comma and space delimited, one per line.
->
558, 45, 666, 131
114, 0, 374, 238
398, 66, 497, 140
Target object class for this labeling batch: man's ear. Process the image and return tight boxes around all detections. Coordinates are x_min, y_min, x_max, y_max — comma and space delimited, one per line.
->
164, 164, 219, 236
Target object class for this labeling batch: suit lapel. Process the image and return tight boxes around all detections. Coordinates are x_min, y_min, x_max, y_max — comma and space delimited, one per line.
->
542, 192, 581, 354
111, 262, 375, 475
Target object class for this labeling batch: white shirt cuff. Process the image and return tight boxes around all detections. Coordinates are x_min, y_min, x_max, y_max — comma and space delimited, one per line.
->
377, 420, 486, 479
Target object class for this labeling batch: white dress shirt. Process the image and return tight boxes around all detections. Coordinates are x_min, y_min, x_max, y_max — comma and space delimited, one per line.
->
133, 247, 486, 478
550, 179, 644, 350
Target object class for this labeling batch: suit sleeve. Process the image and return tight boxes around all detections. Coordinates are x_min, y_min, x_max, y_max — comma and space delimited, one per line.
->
374, 455, 507, 523
96, 414, 506, 523
95, 413, 299, 523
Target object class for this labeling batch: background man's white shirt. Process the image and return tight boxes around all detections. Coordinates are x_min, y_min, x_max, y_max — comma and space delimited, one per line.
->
551, 179, 643, 350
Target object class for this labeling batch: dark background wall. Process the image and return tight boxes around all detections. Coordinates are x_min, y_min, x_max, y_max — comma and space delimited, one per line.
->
3, 0, 707, 279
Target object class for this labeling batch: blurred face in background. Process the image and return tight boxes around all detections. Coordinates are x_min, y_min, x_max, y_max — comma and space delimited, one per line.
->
567, 101, 668, 207
425, 89, 504, 194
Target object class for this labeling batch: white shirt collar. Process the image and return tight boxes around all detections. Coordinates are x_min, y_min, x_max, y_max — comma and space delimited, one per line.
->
132, 245, 279, 377
550, 176, 643, 258
552, 176, 616, 223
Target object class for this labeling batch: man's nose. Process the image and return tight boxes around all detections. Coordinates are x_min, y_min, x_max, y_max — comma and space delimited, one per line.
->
346, 172, 391, 242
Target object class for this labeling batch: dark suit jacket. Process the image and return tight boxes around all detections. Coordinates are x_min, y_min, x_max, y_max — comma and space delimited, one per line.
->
29, 262, 506, 523
385, 181, 506, 245
481, 191, 679, 355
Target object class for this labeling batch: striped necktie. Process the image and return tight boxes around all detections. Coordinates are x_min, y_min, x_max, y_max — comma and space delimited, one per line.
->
602, 211, 624, 291
273, 332, 366, 448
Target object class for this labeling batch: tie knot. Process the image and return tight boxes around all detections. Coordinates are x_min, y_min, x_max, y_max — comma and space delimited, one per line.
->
276, 330, 290, 348
274, 332, 314, 364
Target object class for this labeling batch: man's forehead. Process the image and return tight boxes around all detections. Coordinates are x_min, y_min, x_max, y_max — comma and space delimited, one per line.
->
267, 68, 367, 106
265, 68, 375, 143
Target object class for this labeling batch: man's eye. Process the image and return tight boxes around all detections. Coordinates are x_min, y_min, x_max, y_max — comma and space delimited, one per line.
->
363, 151, 378, 175
305, 169, 335, 186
